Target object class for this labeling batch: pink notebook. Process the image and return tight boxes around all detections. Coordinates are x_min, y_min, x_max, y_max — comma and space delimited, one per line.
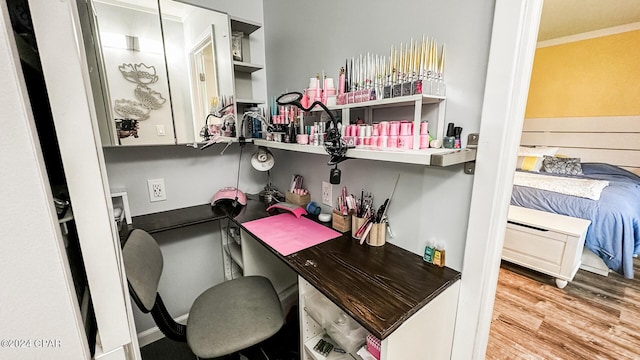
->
242, 213, 341, 256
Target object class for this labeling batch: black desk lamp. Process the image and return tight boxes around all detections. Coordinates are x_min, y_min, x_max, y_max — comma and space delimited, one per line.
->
276, 92, 348, 184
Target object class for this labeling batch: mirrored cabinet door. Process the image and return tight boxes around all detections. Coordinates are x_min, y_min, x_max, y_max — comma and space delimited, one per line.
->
157, 0, 235, 144
79, 0, 235, 146
90, 0, 176, 146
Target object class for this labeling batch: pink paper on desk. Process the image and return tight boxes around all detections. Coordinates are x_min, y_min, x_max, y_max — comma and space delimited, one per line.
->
242, 213, 341, 256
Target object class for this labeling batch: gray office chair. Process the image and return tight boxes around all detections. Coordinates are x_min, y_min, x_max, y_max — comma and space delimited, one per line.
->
123, 229, 284, 359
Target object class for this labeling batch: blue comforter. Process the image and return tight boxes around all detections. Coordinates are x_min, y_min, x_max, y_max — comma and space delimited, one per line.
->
511, 163, 640, 278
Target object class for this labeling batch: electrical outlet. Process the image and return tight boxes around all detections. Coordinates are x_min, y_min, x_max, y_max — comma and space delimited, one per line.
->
147, 179, 166, 202
321, 181, 332, 207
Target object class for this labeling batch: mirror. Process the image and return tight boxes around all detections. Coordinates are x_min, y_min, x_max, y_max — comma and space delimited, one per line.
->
157, 0, 235, 144
82, 0, 234, 146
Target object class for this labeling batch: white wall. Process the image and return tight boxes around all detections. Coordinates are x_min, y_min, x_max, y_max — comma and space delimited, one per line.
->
263, 0, 495, 270
0, 2, 88, 358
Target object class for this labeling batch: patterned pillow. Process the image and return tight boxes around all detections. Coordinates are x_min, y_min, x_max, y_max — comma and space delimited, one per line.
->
542, 155, 583, 175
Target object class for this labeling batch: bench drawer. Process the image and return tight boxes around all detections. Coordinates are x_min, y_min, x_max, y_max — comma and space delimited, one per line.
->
503, 225, 567, 273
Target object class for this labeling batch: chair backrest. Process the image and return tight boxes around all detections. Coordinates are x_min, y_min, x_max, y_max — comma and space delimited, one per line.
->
122, 229, 163, 312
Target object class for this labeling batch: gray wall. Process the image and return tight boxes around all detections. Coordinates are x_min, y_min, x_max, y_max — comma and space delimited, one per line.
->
264, 0, 495, 269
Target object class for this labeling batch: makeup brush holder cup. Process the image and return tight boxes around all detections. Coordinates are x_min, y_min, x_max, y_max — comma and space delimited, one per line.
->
351, 215, 368, 241
332, 210, 352, 233
285, 191, 311, 207
366, 223, 386, 247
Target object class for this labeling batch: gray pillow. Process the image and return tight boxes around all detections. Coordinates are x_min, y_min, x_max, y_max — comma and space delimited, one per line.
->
542, 155, 583, 175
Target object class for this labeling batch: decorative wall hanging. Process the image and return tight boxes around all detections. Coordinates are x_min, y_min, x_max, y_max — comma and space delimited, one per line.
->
114, 62, 166, 139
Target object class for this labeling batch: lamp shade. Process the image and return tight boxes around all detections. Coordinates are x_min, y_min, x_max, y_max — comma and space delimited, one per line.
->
251, 147, 275, 172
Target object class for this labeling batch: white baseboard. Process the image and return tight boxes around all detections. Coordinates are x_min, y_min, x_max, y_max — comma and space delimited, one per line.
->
137, 313, 189, 347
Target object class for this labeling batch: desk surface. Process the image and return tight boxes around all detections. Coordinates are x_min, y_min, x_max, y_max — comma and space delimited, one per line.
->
130, 200, 461, 340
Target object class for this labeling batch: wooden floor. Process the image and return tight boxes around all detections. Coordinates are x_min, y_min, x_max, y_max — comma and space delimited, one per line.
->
487, 259, 640, 360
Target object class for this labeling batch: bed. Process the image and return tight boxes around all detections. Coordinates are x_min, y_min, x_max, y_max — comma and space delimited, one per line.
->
510, 162, 640, 279
504, 116, 640, 281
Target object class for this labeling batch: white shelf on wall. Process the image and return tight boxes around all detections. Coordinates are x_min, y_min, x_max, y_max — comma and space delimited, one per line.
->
236, 99, 265, 105
310, 93, 445, 112
233, 61, 263, 73
253, 139, 476, 166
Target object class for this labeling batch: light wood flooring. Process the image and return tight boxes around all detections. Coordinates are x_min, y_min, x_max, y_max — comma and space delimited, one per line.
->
487, 260, 640, 360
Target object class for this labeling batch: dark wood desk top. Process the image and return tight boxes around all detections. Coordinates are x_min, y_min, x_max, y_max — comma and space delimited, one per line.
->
129, 199, 461, 340
286, 235, 459, 339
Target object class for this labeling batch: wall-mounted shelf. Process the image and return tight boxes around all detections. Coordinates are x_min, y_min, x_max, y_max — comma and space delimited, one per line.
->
230, 16, 260, 35
310, 94, 444, 112
233, 61, 263, 73
253, 139, 475, 166
236, 99, 265, 105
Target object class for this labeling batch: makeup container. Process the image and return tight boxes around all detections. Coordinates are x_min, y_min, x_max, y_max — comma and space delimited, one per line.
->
366, 223, 386, 247
378, 121, 389, 136
420, 121, 429, 135
443, 136, 455, 149
419, 135, 430, 149
389, 121, 400, 136
430, 139, 442, 148
332, 210, 352, 233
378, 136, 387, 148
399, 121, 411, 136
296, 134, 309, 145
392, 82, 402, 98
351, 215, 368, 242
454, 126, 462, 149
398, 135, 413, 149
444, 122, 455, 149
388, 135, 398, 148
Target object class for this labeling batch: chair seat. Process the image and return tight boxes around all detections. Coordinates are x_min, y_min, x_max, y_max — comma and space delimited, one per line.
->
186, 276, 284, 359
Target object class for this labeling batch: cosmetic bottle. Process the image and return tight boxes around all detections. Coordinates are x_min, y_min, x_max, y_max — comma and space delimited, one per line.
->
444, 122, 455, 149
423, 240, 435, 263
454, 126, 462, 149
383, 76, 392, 99
433, 241, 445, 267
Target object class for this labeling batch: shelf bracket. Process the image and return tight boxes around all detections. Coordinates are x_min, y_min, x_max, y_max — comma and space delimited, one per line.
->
464, 133, 479, 175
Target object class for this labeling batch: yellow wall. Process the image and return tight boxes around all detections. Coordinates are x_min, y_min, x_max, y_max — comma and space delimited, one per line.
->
525, 29, 640, 118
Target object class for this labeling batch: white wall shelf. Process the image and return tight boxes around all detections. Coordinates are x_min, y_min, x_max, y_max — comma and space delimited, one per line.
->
253, 91, 479, 167
253, 139, 475, 166
236, 98, 265, 105
310, 94, 445, 112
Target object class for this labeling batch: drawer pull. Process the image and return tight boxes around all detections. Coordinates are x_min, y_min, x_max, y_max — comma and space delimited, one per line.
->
507, 220, 549, 232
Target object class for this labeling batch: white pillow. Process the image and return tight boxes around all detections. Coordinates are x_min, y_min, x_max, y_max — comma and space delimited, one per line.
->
517, 146, 559, 157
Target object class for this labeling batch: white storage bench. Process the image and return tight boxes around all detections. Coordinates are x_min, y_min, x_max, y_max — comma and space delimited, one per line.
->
503, 205, 591, 288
